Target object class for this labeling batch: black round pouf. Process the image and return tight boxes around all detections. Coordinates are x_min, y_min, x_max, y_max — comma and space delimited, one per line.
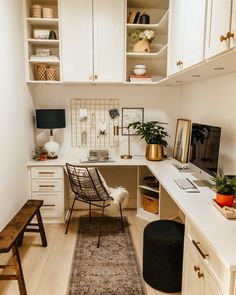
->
143, 220, 185, 293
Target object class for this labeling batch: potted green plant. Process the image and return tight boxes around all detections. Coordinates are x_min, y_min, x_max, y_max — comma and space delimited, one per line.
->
212, 173, 236, 207
33, 146, 48, 161
129, 121, 168, 161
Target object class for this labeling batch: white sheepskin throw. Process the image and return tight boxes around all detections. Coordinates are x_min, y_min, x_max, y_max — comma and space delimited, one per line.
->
105, 186, 129, 215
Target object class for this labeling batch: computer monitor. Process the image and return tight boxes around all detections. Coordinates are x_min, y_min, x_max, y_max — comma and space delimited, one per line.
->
189, 123, 221, 183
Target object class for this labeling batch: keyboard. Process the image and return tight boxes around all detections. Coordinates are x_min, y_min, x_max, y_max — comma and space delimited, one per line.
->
174, 178, 197, 190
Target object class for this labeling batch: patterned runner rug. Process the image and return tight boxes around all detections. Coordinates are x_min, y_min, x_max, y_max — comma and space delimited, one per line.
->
69, 217, 147, 295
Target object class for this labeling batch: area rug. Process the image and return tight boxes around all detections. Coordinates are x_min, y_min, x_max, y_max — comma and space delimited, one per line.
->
69, 217, 147, 295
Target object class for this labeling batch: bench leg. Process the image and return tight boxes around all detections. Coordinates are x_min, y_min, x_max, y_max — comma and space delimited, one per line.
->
36, 210, 47, 247
17, 232, 24, 247
12, 244, 27, 295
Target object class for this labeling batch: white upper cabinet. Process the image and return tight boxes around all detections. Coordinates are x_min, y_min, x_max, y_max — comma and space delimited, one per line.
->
183, 0, 206, 69
93, 0, 125, 83
167, 0, 185, 76
61, 0, 125, 83
205, 0, 232, 59
61, 0, 93, 82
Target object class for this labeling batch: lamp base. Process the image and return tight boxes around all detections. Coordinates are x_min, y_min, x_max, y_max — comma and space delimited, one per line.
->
120, 155, 132, 159
47, 155, 58, 160
44, 135, 60, 159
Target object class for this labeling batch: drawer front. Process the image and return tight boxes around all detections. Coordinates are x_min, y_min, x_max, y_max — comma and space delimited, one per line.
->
32, 179, 63, 192
32, 192, 64, 218
31, 166, 63, 179
186, 220, 229, 293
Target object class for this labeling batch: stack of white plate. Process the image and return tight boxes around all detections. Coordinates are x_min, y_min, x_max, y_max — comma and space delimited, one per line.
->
32, 5, 42, 18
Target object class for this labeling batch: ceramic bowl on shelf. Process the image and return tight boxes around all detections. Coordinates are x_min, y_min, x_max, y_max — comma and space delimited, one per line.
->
133, 65, 147, 75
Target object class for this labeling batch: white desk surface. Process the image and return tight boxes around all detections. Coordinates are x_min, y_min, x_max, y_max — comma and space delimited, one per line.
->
28, 156, 236, 271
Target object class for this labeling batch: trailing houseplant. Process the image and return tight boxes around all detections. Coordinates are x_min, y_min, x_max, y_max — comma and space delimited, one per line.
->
211, 173, 236, 207
129, 121, 168, 161
33, 146, 48, 161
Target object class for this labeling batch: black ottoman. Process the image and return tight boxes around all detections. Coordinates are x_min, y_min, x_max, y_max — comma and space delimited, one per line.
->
143, 220, 185, 293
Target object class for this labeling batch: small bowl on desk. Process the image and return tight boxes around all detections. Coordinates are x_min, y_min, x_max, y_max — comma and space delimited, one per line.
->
144, 176, 159, 188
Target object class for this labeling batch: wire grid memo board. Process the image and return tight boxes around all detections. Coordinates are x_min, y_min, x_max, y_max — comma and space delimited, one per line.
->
71, 98, 120, 147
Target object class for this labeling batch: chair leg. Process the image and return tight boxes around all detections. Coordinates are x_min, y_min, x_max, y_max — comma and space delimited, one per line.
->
97, 201, 105, 248
119, 203, 124, 233
65, 196, 76, 234
89, 201, 92, 222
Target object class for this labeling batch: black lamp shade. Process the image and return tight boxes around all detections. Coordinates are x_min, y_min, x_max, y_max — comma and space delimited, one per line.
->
36, 109, 66, 129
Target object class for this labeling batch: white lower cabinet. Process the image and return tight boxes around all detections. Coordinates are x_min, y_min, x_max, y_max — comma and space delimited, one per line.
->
30, 166, 65, 223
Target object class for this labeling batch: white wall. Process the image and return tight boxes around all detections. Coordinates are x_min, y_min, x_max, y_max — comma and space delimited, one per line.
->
0, 1, 34, 230
32, 84, 179, 159
178, 72, 236, 175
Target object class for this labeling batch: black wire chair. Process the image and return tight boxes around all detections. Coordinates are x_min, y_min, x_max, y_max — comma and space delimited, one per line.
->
65, 163, 124, 247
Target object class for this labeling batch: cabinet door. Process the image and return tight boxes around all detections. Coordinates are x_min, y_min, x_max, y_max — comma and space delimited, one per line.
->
231, 0, 236, 48
167, 0, 185, 76
205, 0, 232, 58
61, 0, 93, 82
205, 271, 223, 295
93, 0, 125, 82
183, 0, 207, 69
182, 240, 205, 295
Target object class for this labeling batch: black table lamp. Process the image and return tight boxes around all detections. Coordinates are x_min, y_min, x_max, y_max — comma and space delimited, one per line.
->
36, 109, 66, 159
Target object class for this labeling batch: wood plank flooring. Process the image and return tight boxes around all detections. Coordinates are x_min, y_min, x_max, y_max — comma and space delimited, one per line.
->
0, 210, 180, 295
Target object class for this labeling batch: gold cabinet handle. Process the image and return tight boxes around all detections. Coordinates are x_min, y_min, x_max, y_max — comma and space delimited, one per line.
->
176, 60, 183, 66
198, 271, 204, 279
220, 34, 228, 42
38, 172, 55, 175
39, 185, 55, 188
94, 75, 98, 80
192, 240, 209, 259
194, 265, 200, 272
227, 32, 234, 39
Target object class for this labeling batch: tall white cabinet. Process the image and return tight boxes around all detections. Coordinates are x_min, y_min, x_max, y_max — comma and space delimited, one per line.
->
60, 0, 125, 83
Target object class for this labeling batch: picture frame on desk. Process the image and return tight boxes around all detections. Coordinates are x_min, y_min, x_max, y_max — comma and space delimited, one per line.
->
122, 107, 144, 135
173, 119, 191, 163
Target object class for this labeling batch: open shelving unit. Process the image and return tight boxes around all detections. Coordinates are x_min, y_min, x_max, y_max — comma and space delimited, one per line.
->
126, 0, 169, 84
24, 0, 61, 83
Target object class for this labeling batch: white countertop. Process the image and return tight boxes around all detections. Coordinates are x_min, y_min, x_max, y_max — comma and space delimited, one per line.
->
28, 156, 236, 271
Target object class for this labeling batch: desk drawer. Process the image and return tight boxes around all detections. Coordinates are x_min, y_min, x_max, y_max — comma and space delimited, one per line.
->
32, 192, 63, 218
31, 166, 63, 179
186, 220, 229, 293
32, 179, 63, 192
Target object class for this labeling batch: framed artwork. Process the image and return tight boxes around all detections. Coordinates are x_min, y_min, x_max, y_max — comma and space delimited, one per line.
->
173, 119, 191, 163
122, 108, 144, 135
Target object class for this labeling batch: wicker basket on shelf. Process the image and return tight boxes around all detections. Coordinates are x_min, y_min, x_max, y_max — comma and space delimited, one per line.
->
34, 64, 49, 80
46, 68, 56, 80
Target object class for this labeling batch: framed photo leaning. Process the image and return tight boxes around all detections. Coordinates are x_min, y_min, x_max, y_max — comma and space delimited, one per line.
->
122, 108, 144, 135
173, 119, 191, 163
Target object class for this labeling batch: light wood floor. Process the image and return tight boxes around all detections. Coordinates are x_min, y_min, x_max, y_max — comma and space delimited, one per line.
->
0, 210, 180, 295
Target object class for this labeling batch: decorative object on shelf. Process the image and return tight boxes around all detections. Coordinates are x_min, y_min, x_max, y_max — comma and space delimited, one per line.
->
35, 109, 66, 159
32, 5, 42, 18
48, 30, 57, 40
109, 108, 120, 119
113, 126, 132, 159
33, 29, 50, 39
133, 11, 141, 23
42, 7, 53, 19
133, 64, 147, 75
34, 64, 49, 80
144, 176, 159, 188
132, 30, 155, 53
139, 12, 150, 24
127, 11, 136, 23
173, 119, 191, 163
122, 108, 144, 135
129, 121, 168, 161
211, 173, 236, 207
32, 146, 48, 161
129, 74, 152, 83
35, 48, 51, 56
46, 68, 56, 80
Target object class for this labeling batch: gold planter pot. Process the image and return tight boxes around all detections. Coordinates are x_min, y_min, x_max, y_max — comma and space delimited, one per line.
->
146, 144, 164, 161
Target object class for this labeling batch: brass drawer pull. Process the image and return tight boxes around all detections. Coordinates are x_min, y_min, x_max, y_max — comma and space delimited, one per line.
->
38, 172, 55, 175
176, 60, 183, 66
220, 34, 227, 42
194, 265, 200, 272
227, 32, 234, 39
198, 271, 204, 279
42, 204, 56, 207
39, 185, 55, 188
192, 240, 209, 259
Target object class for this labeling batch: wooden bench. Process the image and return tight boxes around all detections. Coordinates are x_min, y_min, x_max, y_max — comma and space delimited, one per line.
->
0, 199, 47, 295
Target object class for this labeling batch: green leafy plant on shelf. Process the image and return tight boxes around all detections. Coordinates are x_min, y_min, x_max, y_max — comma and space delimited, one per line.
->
32, 146, 48, 161
211, 173, 236, 196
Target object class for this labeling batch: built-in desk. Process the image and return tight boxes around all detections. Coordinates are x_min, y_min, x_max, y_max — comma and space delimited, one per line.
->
28, 157, 236, 294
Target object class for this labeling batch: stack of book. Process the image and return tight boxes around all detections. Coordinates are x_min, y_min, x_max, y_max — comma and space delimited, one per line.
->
129, 74, 152, 83
30, 55, 59, 61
